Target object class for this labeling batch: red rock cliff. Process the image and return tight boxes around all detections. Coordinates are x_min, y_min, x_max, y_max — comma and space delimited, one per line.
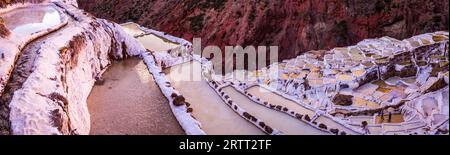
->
78, 0, 449, 60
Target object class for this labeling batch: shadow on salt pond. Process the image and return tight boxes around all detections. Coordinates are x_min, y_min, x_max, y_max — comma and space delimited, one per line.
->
87, 57, 184, 135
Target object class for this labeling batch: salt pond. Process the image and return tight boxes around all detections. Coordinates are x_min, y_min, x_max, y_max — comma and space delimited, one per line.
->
1, 5, 62, 35
165, 61, 265, 135
247, 86, 316, 117
223, 86, 328, 135
121, 23, 179, 52
120, 22, 146, 36
247, 86, 361, 134
87, 58, 184, 135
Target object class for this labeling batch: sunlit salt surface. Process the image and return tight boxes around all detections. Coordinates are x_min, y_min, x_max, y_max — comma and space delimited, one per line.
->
120, 23, 146, 36
165, 61, 265, 135
247, 86, 359, 134
120, 23, 179, 52
223, 86, 328, 135
422, 97, 439, 117
247, 86, 316, 117
137, 35, 180, 51
1, 6, 62, 35
88, 58, 184, 135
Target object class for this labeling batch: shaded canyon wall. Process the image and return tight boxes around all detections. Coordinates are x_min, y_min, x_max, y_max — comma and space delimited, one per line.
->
78, 0, 449, 61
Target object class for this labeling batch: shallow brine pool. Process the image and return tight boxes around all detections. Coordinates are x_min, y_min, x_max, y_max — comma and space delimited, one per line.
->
1, 5, 63, 36
120, 23, 179, 52
87, 58, 184, 135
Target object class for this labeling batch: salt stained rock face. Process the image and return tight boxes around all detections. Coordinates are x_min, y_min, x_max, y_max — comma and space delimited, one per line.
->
0, 17, 10, 37
1, 0, 146, 135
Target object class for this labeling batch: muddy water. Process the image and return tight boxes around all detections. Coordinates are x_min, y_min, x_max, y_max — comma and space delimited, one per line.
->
87, 58, 184, 135
1, 5, 62, 35
165, 61, 264, 135
223, 87, 327, 135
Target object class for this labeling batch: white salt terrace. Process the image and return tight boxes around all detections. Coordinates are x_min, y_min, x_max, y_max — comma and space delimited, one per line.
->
247, 86, 358, 135
247, 86, 316, 117
165, 61, 264, 135
87, 58, 184, 135
249, 31, 449, 134
121, 23, 179, 52
223, 86, 328, 135
87, 23, 186, 135
1, 5, 62, 36
314, 116, 359, 135
120, 22, 145, 36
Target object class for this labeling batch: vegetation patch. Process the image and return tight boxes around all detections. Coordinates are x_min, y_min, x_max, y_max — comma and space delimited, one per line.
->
331, 21, 350, 46
189, 13, 205, 33
248, 6, 256, 23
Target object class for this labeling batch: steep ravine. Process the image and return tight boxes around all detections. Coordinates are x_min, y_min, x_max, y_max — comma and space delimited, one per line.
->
78, 0, 449, 61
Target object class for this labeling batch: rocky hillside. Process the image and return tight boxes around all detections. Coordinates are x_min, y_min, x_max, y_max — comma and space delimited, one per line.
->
77, 0, 449, 60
